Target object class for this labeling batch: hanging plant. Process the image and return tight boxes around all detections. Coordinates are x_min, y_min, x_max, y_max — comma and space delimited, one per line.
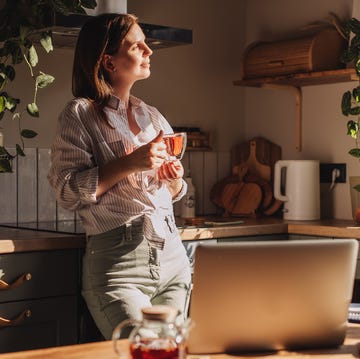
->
0, 0, 97, 172
341, 17, 360, 192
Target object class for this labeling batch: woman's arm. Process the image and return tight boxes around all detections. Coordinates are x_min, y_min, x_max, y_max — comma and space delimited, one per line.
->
97, 131, 167, 196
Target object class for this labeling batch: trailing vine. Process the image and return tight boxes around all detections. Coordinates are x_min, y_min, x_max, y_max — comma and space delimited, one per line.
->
341, 17, 360, 191
0, 0, 96, 172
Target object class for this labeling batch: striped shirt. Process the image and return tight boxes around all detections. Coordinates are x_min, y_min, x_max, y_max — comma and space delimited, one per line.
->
48, 95, 186, 249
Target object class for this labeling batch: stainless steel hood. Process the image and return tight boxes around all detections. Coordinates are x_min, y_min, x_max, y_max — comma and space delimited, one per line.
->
49, 13, 192, 50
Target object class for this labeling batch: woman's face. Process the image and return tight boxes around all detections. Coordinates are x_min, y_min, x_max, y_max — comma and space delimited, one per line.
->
106, 23, 153, 86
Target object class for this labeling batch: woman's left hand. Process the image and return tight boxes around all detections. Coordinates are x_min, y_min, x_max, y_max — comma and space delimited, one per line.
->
157, 160, 184, 182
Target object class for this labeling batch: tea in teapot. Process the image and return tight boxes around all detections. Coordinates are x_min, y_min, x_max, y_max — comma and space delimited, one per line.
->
112, 305, 193, 359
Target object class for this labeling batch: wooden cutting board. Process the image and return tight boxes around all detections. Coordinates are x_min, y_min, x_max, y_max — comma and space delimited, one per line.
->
231, 137, 282, 182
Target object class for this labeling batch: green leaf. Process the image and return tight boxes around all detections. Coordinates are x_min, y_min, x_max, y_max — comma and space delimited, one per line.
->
0, 158, 12, 173
353, 86, 360, 102
349, 106, 360, 115
40, 32, 53, 53
81, 0, 97, 9
26, 102, 39, 117
0, 96, 5, 113
347, 120, 359, 138
354, 184, 360, 192
5, 65, 15, 81
15, 144, 25, 156
35, 72, 55, 88
349, 18, 360, 34
5, 96, 17, 112
342, 91, 352, 115
4, 41, 23, 65
28, 45, 38, 67
0, 74, 5, 91
349, 148, 360, 158
356, 59, 360, 75
340, 49, 355, 64
21, 129, 38, 139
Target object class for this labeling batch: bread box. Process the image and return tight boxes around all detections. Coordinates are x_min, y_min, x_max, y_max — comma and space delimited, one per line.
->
242, 28, 347, 79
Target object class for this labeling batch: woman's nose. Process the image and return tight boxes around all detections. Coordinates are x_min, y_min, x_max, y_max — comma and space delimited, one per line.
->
144, 43, 153, 56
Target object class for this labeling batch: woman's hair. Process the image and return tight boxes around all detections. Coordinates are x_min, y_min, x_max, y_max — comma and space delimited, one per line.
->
72, 13, 138, 107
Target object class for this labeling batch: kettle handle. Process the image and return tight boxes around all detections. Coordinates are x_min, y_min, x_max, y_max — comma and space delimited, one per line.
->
274, 160, 289, 202
112, 318, 139, 358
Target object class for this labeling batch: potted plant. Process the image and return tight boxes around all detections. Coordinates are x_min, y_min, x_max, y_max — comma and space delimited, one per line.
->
0, 0, 96, 172
340, 17, 360, 222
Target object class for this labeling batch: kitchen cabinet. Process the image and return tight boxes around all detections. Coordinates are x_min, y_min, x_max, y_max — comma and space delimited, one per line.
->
234, 68, 358, 151
0, 249, 80, 353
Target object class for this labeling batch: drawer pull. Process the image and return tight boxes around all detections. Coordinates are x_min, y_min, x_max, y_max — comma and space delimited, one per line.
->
0, 309, 31, 327
0, 272, 32, 291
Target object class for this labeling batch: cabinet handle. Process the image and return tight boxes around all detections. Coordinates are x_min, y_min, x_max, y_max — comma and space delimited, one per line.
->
0, 309, 31, 327
0, 272, 32, 291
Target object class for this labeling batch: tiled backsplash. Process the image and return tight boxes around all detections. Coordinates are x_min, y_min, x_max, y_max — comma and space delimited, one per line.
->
175, 150, 232, 216
0, 148, 232, 233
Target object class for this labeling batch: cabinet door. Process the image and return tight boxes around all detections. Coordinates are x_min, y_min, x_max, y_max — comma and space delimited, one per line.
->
0, 296, 78, 353
0, 250, 79, 302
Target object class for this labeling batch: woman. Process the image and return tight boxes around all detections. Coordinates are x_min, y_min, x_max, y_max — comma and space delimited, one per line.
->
48, 13, 191, 340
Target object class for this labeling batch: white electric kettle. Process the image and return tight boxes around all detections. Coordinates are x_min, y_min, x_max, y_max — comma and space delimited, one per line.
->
274, 160, 320, 220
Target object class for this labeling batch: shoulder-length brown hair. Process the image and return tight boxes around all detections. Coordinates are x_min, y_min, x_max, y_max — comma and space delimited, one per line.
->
72, 13, 138, 109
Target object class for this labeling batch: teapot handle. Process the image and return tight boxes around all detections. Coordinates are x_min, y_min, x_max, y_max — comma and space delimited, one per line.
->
112, 318, 139, 358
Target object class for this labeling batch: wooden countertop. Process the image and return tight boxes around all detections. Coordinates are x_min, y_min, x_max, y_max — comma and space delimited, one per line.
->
178, 217, 360, 241
0, 324, 359, 358
2, 218, 360, 253
0, 227, 85, 253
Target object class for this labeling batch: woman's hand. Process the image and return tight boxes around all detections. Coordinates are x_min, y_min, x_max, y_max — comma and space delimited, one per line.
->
158, 160, 185, 199
157, 160, 184, 181
130, 131, 167, 172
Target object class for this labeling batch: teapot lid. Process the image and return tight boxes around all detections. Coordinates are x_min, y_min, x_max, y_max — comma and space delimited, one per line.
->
141, 305, 179, 322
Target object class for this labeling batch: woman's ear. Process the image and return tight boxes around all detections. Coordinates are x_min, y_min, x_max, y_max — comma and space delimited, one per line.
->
102, 54, 116, 73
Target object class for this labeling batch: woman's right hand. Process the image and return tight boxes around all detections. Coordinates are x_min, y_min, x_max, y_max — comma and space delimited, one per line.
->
130, 131, 167, 172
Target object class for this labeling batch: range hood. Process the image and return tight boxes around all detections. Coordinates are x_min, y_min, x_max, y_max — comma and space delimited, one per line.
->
48, 12, 192, 50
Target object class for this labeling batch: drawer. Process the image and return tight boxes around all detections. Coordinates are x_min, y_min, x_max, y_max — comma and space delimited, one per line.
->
0, 295, 78, 353
0, 249, 79, 302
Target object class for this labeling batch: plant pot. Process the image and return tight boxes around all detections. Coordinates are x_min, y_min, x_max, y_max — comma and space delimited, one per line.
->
349, 176, 360, 223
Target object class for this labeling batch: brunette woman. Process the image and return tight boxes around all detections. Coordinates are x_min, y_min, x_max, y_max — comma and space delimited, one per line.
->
48, 13, 191, 339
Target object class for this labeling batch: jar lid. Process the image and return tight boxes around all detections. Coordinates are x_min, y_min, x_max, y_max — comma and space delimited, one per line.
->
141, 305, 179, 322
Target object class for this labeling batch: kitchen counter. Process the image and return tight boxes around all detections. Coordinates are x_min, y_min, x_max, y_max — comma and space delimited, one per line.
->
0, 226, 85, 253
178, 217, 360, 241
0, 323, 359, 358
1, 218, 360, 253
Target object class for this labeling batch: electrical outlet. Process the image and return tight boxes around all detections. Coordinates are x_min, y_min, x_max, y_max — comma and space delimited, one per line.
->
319, 163, 346, 183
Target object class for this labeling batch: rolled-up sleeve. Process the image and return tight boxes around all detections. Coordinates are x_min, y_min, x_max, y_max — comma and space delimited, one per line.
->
48, 102, 99, 211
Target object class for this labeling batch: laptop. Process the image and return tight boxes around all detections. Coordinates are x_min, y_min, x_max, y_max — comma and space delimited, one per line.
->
188, 239, 359, 354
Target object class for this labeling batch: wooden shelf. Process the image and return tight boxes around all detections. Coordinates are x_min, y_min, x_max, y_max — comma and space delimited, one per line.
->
233, 68, 358, 88
186, 147, 212, 152
233, 68, 358, 152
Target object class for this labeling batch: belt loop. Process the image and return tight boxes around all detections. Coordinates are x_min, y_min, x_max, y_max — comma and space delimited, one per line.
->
125, 223, 132, 241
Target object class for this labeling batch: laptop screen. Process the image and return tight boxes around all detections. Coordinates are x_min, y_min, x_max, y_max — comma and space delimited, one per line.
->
188, 239, 358, 354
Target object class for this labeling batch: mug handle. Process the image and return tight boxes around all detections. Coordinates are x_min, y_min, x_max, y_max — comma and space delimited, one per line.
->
112, 319, 138, 358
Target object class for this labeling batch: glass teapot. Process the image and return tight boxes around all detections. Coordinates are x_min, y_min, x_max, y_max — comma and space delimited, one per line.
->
112, 305, 193, 359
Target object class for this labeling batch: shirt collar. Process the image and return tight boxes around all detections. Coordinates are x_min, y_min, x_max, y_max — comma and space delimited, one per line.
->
105, 94, 142, 111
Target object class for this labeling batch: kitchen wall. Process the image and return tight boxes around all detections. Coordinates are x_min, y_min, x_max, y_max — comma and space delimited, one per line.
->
243, 0, 355, 219
1, 0, 358, 220
1, 0, 246, 218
